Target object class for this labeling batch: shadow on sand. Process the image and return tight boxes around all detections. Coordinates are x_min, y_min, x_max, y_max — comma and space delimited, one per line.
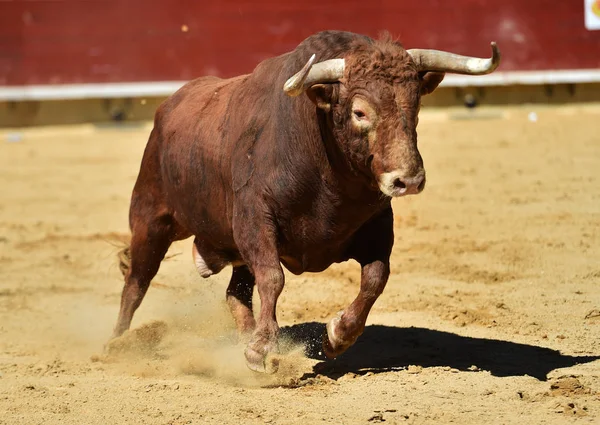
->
280, 322, 600, 381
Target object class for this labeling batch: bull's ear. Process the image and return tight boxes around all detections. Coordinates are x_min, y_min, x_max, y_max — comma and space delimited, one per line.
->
419, 71, 445, 95
306, 83, 336, 112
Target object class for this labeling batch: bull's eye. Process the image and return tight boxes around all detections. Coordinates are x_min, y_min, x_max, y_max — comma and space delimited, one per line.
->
350, 98, 375, 131
353, 109, 367, 120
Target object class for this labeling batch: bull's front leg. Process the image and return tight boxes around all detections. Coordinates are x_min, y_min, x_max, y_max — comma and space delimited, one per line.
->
323, 260, 390, 358
244, 264, 284, 373
233, 202, 284, 373
323, 207, 394, 358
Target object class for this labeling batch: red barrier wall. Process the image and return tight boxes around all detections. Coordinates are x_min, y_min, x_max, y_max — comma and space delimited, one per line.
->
1, 0, 600, 86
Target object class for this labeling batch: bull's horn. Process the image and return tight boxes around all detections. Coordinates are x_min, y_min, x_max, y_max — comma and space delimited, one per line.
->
284, 55, 345, 97
407, 42, 500, 75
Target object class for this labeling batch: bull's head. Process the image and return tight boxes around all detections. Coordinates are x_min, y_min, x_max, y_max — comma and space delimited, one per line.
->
284, 39, 500, 197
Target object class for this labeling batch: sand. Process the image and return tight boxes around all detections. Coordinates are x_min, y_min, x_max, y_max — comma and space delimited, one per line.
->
1, 104, 599, 424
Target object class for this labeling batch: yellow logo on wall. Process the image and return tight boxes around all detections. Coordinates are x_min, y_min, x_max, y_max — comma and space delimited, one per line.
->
593, 0, 600, 18
586, 0, 600, 30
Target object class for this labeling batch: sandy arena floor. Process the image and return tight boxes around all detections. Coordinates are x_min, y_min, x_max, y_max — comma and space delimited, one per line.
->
1, 104, 599, 424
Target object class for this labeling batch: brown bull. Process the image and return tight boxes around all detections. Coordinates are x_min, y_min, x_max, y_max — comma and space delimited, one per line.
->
112, 31, 500, 372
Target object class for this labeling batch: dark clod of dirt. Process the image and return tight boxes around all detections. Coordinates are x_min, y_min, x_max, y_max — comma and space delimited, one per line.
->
367, 412, 385, 422
584, 309, 600, 320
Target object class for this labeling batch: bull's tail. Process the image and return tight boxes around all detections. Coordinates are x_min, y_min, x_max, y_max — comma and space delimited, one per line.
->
117, 246, 131, 278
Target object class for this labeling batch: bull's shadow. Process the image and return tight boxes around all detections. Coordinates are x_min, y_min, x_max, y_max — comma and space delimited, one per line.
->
280, 323, 600, 381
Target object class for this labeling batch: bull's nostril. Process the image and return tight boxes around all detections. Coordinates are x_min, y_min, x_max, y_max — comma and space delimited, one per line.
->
417, 178, 426, 192
393, 178, 406, 190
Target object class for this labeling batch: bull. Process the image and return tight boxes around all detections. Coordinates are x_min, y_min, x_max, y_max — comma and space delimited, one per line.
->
111, 31, 500, 373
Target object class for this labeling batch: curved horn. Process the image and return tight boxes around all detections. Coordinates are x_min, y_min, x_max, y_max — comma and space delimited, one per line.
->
284, 55, 345, 97
407, 42, 501, 75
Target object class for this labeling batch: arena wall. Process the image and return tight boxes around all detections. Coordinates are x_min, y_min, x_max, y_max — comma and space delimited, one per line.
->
1, 0, 599, 126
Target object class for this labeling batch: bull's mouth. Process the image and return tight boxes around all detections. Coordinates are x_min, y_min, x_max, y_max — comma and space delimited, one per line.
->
378, 171, 426, 197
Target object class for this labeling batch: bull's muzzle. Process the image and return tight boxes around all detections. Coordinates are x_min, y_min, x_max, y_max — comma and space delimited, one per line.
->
378, 170, 426, 197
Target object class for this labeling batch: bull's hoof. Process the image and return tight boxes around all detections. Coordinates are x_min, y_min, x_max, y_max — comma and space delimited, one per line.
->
323, 311, 356, 359
244, 346, 280, 374
244, 336, 280, 374
104, 321, 168, 356
103, 330, 124, 354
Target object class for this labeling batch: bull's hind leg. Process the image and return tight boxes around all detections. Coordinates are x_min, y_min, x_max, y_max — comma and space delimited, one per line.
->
112, 212, 185, 339
226, 265, 256, 339
323, 208, 394, 358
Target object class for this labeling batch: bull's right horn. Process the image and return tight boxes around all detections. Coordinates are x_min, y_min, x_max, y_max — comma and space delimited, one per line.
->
284, 55, 345, 97
408, 42, 501, 75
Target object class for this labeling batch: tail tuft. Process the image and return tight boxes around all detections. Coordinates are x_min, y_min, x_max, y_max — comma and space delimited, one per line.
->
117, 246, 131, 277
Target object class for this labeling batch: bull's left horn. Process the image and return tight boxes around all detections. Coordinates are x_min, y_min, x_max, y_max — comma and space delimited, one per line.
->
284, 55, 345, 97
407, 42, 501, 75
